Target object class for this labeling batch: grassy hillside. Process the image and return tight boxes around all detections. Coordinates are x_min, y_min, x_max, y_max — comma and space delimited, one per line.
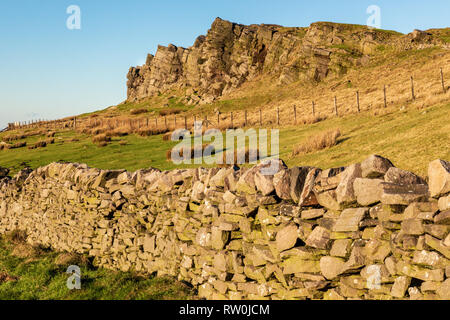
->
1, 100, 449, 177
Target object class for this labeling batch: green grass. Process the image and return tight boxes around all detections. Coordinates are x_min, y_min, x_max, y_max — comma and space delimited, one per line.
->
282, 102, 450, 177
0, 234, 195, 300
1, 102, 449, 177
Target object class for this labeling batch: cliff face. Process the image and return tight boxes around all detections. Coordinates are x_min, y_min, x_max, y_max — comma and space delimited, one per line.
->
127, 18, 443, 104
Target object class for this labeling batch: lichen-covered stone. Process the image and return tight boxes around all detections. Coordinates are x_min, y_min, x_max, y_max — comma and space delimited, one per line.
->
0, 158, 449, 301
428, 159, 450, 198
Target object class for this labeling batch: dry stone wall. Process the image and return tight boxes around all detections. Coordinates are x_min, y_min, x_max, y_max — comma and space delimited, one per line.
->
0, 155, 449, 300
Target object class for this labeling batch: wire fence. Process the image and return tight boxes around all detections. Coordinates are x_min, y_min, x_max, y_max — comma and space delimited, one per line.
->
6, 67, 448, 134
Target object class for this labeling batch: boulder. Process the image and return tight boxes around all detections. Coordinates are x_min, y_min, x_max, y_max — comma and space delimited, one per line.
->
301, 209, 325, 220
306, 226, 331, 249
254, 159, 287, 196
298, 168, 321, 206
380, 183, 429, 205
390, 276, 411, 298
333, 208, 368, 232
401, 219, 425, 235
330, 239, 352, 258
273, 166, 313, 201
438, 195, 450, 211
273, 169, 291, 200
428, 159, 450, 198
336, 163, 362, 205
276, 224, 299, 252
434, 210, 450, 225
254, 171, 275, 196
291, 167, 315, 203
384, 167, 426, 185
315, 189, 342, 211
354, 178, 384, 206
320, 256, 346, 280
437, 279, 450, 300
236, 167, 258, 194
360, 155, 394, 178
314, 167, 345, 193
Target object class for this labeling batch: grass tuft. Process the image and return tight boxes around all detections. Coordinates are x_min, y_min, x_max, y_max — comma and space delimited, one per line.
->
292, 128, 341, 156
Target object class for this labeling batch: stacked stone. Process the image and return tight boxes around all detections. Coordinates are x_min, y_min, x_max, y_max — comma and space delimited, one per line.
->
0, 155, 448, 300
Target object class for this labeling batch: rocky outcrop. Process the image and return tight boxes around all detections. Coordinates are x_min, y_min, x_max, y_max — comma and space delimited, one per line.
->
126, 18, 448, 104
0, 155, 449, 300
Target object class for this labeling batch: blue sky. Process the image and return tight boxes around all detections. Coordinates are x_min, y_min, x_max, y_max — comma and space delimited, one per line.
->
0, 0, 449, 129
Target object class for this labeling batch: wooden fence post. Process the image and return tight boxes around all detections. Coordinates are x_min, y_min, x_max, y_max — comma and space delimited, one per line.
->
231, 112, 234, 128
356, 91, 360, 113
174, 116, 177, 128
184, 116, 187, 130
205, 115, 208, 128
244, 110, 248, 127
277, 107, 280, 126
217, 113, 220, 126
441, 68, 446, 93
334, 96, 338, 116
312, 101, 315, 117
411, 76, 415, 100
293, 105, 297, 124
383, 85, 387, 108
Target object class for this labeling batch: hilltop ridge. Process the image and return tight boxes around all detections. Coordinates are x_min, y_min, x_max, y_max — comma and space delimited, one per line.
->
127, 17, 449, 105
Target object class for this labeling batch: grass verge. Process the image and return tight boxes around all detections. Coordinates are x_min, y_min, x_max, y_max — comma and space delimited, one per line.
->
0, 232, 195, 300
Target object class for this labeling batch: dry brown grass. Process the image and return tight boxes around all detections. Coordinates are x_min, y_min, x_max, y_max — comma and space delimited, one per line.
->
219, 147, 260, 166
137, 127, 170, 137
6, 141, 27, 149
298, 115, 328, 125
54, 252, 90, 267
292, 128, 341, 156
92, 134, 111, 144
4, 230, 27, 244
166, 144, 215, 161
162, 131, 173, 141
1, 134, 26, 142
130, 108, 148, 115
159, 108, 182, 116
28, 140, 47, 150
2, 230, 44, 260
108, 127, 129, 137
0, 271, 19, 283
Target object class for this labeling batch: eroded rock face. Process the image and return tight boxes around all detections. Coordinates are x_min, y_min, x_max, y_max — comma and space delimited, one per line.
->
127, 18, 441, 104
